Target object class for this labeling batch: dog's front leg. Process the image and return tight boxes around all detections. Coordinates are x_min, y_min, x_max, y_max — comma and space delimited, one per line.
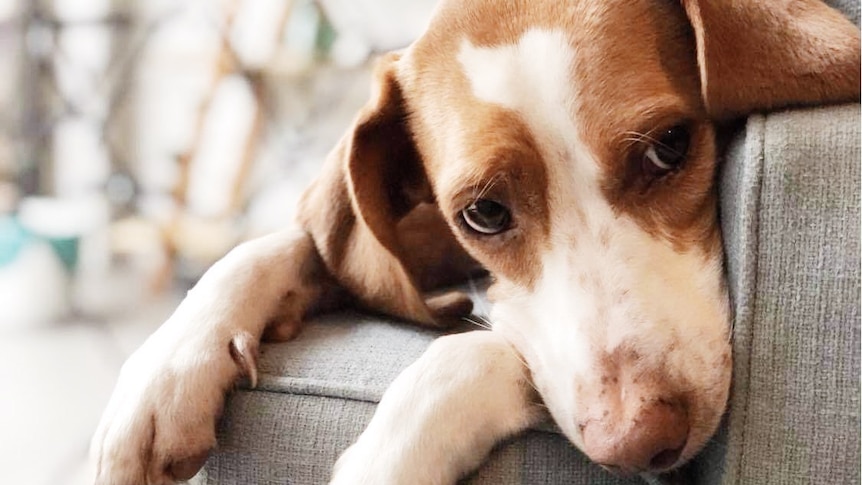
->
331, 330, 542, 485
91, 227, 337, 485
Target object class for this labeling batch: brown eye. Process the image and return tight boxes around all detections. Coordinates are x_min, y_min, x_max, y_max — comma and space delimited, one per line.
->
461, 199, 511, 235
643, 125, 690, 176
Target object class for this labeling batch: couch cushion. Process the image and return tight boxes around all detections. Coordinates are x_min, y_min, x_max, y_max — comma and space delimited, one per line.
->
827, 0, 860, 25
202, 311, 647, 484
697, 104, 861, 484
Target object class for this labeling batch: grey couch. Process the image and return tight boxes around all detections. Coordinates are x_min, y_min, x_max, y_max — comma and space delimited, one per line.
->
200, 7, 861, 483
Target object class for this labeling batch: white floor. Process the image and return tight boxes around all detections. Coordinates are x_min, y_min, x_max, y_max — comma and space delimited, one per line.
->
0, 291, 182, 485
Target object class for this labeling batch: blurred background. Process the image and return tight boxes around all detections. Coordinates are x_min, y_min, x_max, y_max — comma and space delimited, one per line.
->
0, 0, 436, 483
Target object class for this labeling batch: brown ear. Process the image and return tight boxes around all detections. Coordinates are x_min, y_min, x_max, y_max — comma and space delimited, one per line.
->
297, 53, 477, 327
681, 0, 861, 119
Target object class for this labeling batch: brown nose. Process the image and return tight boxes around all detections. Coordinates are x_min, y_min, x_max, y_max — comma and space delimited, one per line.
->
581, 400, 689, 474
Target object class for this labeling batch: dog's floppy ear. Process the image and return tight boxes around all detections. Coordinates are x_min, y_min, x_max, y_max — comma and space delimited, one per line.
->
680, 0, 861, 119
297, 53, 476, 327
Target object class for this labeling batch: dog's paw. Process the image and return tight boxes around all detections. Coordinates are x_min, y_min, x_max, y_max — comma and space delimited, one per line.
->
90, 325, 257, 485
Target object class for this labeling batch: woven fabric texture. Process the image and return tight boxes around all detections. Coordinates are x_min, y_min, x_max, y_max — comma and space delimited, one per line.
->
704, 104, 860, 484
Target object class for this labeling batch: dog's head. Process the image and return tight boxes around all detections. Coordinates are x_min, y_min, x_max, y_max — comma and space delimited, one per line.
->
299, 0, 860, 475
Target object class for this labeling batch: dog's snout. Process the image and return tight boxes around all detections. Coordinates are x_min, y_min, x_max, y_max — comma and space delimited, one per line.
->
582, 399, 689, 474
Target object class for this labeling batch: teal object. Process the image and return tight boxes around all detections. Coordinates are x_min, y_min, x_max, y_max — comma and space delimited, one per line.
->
46, 236, 79, 272
0, 216, 30, 268
0, 216, 79, 272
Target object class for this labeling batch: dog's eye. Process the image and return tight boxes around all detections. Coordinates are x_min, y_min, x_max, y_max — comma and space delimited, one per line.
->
461, 199, 511, 235
643, 125, 690, 176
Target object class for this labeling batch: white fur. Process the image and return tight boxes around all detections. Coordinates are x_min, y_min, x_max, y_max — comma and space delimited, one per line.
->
458, 29, 595, 178
491, 215, 729, 450
459, 29, 730, 459
91, 228, 315, 484
458, 30, 575, 139
331, 331, 540, 485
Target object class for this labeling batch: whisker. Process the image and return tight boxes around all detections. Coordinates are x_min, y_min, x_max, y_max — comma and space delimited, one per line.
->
494, 335, 543, 397
463, 314, 544, 397
461, 315, 493, 331
474, 172, 504, 201
622, 130, 687, 159
623, 130, 661, 141
462, 311, 546, 401
621, 130, 663, 150
532, 401, 548, 410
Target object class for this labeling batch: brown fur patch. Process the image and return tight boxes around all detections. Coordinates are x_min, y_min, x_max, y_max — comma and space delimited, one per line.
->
681, 0, 861, 119
434, 110, 550, 288
560, 1, 721, 256
298, 55, 474, 326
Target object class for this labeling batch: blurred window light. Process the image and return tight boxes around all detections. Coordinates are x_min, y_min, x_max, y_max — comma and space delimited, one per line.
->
186, 74, 257, 218
230, 0, 290, 69
25, 17, 54, 58
53, 0, 110, 22
51, 117, 110, 197
0, 0, 18, 24
54, 26, 112, 117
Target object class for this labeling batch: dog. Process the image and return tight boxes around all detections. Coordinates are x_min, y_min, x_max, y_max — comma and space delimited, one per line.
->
91, 0, 861, 483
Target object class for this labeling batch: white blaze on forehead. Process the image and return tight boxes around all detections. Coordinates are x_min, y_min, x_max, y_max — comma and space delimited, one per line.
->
458, 29, 579, 147
457, 29, 573, 109
457, 28, 600, 201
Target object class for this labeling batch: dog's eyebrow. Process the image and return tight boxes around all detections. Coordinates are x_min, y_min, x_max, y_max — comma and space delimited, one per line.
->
437, 153, 513, 203
472, 172, 505, 201
445, 174, 509, 213
608, 104, 694, 146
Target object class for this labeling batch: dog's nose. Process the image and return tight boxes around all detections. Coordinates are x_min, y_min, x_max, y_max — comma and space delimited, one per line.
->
581, 400, 689, 474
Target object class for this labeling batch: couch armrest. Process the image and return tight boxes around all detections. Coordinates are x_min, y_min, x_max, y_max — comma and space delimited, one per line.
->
695, 104, 861, 484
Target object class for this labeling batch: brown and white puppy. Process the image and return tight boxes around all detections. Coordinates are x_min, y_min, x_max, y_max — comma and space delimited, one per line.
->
91, 1, 860, 483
